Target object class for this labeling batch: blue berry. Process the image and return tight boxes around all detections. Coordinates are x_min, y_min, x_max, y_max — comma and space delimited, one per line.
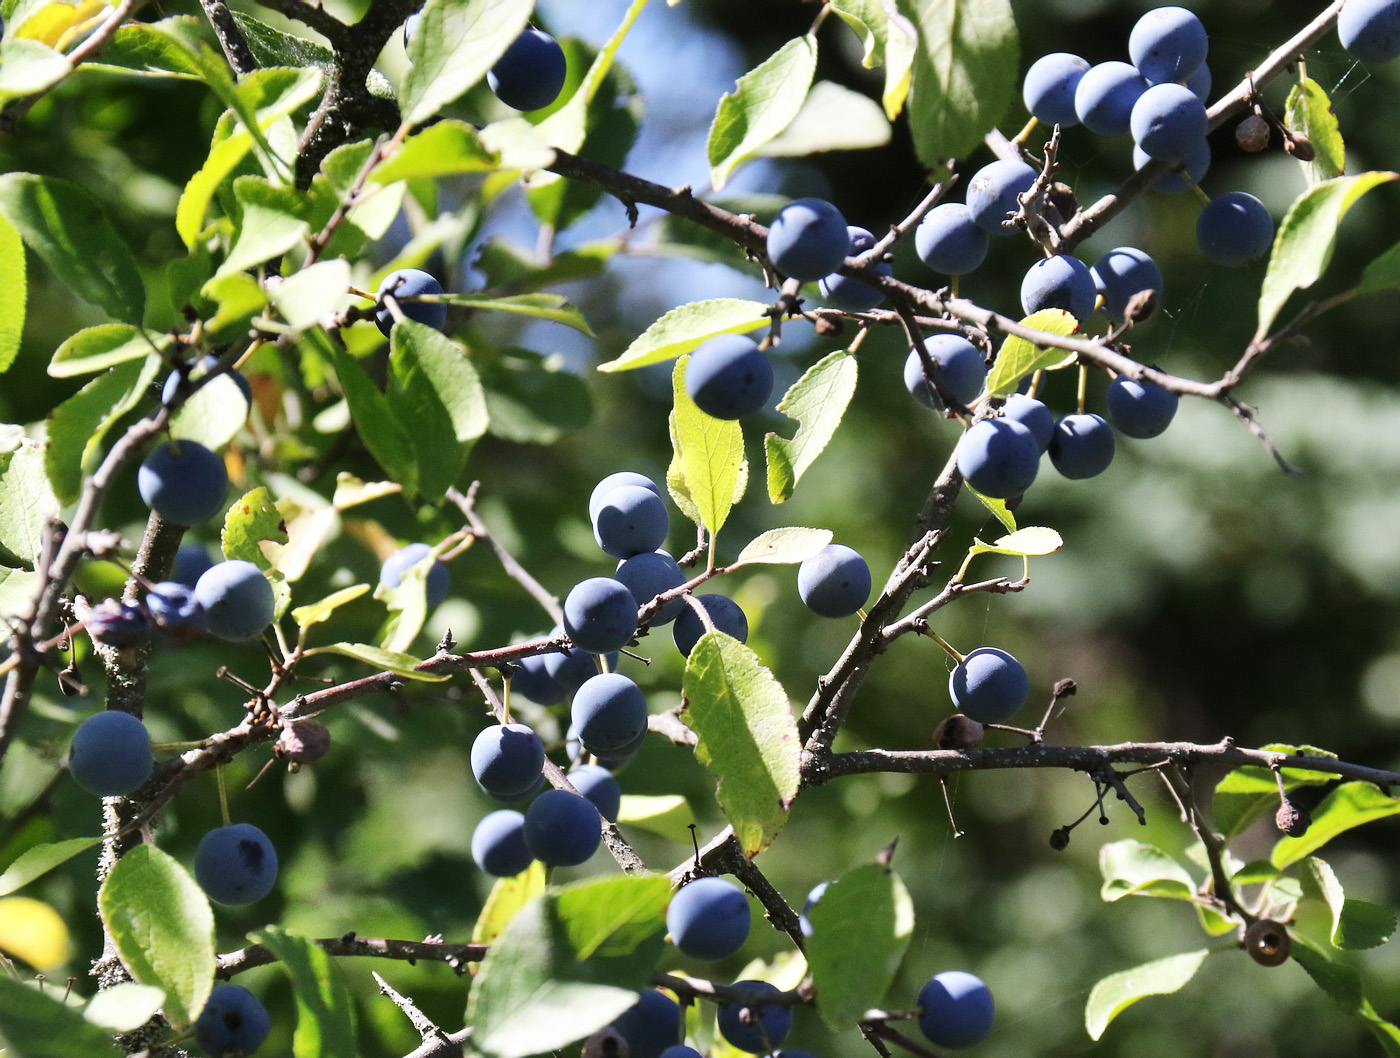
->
1340, 0, 1400, 60
819, 226, 891, 312
1106, 376, 1179, 438
593, 484, 670, 559
609, 989, 681, 1058
717, 981, 792, 1053
685, 335, 773, 420
86, 599, 152, 649
1049, 413, 1116, 479
917, 971, 994, 1049
169, 543, 215, 588
195, 984, 271, 1057
544, 637, 618, 694
1196, 192, 1274, 266
903, 336, 987, 412
798, 880, 830, 938
162, 354, 252, 408
567, 718, 646, 770
193, 560, 275, 642
138, 439, 229, 527
1130, 82, 1208, 163
510, 653, 566, 706
375, 268, 447, 336
589, 472, 660, 523
1186, 62, 1212, 102
767, 198, 850, 280
1134, 139, 1211, 193
563, 577, 638, 654
523, 788, 602, 866
1129, 6, 1208, 84
379, 542, 450, 608
69, 711, 153, 796
798, 544, 871, 618
471, 723, 545, 799
1075, 61, 1148, 136
660, 1048, 705, 1058
488, 27, 568, 111
567, 763, 621, 823
965, 159, 1038, 236
1091, 247, 1163, 319
667, 876, 751, 960
948, 647, 1029, 724
615, 550, 686, 625
1020, 255, 1096, 320
955, 419, 1040, 499
194, 822, 278, 905
914, 203, 990, 276
1022, 52, 1089, 126
471, 810, 533, 877
673, 594, 748, 657
1001, 394, 1054, 452
146, 581, 208, 640
572, 672, 648, 756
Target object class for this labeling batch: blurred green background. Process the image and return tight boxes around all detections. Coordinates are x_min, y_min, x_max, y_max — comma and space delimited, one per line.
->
2, 0, 1399, 1055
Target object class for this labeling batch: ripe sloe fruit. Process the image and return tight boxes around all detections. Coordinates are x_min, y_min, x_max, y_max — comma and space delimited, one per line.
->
917, 970, 995, 1049
903, 336, 987, 412
915, 203, 990, 275
609, 989, 681, 1058
194, 822, 279, 905
1130, 82, 1208, 162
563, 577, 638, 654
1075, 61, 1147, 136
69, 710, 153, 796
375, 268, 447, 336
948, 647, 1029, 724
471, 810, 533, 877
510, 653, 566, 706
195, 984, 271, 1057
965, 159, 1038, 235
567, 764, 621, 822
1340, 0, 1400, 60
766, 198, 850, 280
1196, 192, 1274, 266
956, 419, 1040, 499
86, 599, 152, 649
1105, 376, 1179, 438
819, 226, 890, 312
589, 472, 660, 523
685, 335, 773, 420
660, 1048, 705, 1058
488, 27, 568, 111
471, 722, 545, 799
667, 876, 751, 960
673, 594, 748, 657
544, 637, 618, 694
615, 550, 686, 625
170, 543, 215, 588
1021, 254, 1096, 320
1001, 394, 1054, 452
594, 484, 670, 558
146, 581, 208, 639
523, 788, 602, 866
379, 542, 450, 608
1049, 413, 1116, 478
1091, 247, 1163, 320
798, 544, 871, 618
1134, 139, 1211, 192
138, 439, 229, 527
194, 560, 275, 641
572, 672, 648, 756
717, 980, 792, 1053
1129, 6, 1208, 84
1022, 52, 1089, 126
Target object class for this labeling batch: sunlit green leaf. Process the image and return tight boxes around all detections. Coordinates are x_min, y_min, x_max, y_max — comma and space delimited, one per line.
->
759, 81, 891, 157
1283, 77, 1344, 183
670, 357, 746, 537
0, 837, 101, 897
1099, 839, 1196, 902
249, 926, 357, 1058
830, 0, 888, 67
985, 309, 1077, 397
45, 359, 153, 504
708, 35, 817, 190
732, 527, 833, 567
765, 349, 858, 503
399, 0, 533, 126
0, 213, 24, 373
83, 982, 167, 1033
302, 642, 449, 681
434, 292, 595, 336
1273, 782, 1400, 869
291, 585, 370, 632
0, 436, 60, 567
1085, 949, 1209, 1040
599, 299, 770, 372
615, 795, 696, 840
1303, 857, 1398, 951
0, 975, 122, 1057
371, 121, 500, 184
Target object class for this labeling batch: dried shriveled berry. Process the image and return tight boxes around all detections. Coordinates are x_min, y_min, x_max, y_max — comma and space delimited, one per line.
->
1049, 827, 1071, 850
933, 713, 986, 750
1244, 919, 1292, 966
275, 720, 331, 764
1236, 114, 1270, 151
1275, 797, 1310, 837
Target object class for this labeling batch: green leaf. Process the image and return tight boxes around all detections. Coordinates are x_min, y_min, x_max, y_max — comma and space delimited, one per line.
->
216, 176, 312, 279
1099, 839, 1197, 902
45, 358, 154, 505
169, 372, 251, 452
682, 632, 801, 856
88, 18, 204, 79
831, 0, 888, 66
435, 292, 596, 337
985, 309, 1077, 397
267, 259, 352, 333
98, 845, 215, 1030
221, 486, 290, 616
615, 795, 696, 840
965, 526, 1062, 559
0, 836, 101, 897
1303, 856, 1398, 951
897, 0, 1019, 169
291, 584, 370, 632
759, 81, 892, 157
47, 323, 167, 378
1283, 77, 1344, 183
1232, 859, 1281, 886
478, 348, 594, 446
807, 863, 914, 1028
84, 982, 167, 1033
0, 975, 122, 1057
1291, 938, 1362, 1011
202, 272, 268, 340
1272, 782, 1400, 869
388, 320, 490, 502
1353, 239, 1400, 300
0, 213, 24, 372
248, 926, 356, 1058
963, 481, 1016, 533
0, 39, 70, 102
0, 173, 145, 324
399, 0, 533, 126
0, 436, 60, 567
670, 357, 746, 538
231, 13, 392, 98
0, 567, 39, 616
473, 237, 619, 294
371, 121, 500, 184
881, 5, 919, 118
764, 349, 858, 504
1210, 743, 1338, 838
472, 862, 547, 949
1256, 171, 1397, 339
466, 874, 671, 1058
599, 299, 770, 372
1085, 949, 1210, 1040
317, 332, 419, 497
1362, 1001, 1400, 1058
707, 35, 818, 190
731, 527, 833, 568
302, 642, 449, 681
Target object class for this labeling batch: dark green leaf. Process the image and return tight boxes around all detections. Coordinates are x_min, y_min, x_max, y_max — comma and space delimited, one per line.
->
1354, 239, 1400, 300
0, 975, 122, 1057
316, 332, 419, 497
807, 863, 914, 1028
98, 845, 215, 1030
44, 358, 155, 504
0, 173, 145, 324
435, 292, 595, 336
479, 348, 593, 445
1291, 938, 1362, 1011
0, 837, 101, 897
88, 18, 204, 79
232, 13, 392, 98
472, 237, 618, 293
47, 324, 166, 378
248, 926, 357, 1058
707, 36, 818, 190
682, 632, 801, 856
1085, 949, 1209, 1040
765, 349, 858, 503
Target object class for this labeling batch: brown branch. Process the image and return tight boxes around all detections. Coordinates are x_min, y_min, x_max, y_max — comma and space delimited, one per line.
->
199, 0, 259, 75
217, 935, 488, 977
251, 0, 351, 49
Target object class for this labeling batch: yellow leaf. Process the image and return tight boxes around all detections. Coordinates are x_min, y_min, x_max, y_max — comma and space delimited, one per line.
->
0, 896, 71, 969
